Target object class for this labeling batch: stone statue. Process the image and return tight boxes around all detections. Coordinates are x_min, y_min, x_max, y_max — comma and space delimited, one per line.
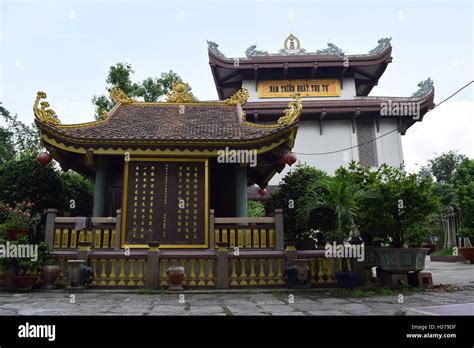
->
317, 43, 344, 56
349, 224, 363, 245
245, 45, 268, 58
369, 37, 392, 55
207, 40, 226, 58
412, 78, 434, 97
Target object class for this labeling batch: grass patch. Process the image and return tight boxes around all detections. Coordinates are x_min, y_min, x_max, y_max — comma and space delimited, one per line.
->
432, 249, 454, 256
136, 288, 160, 295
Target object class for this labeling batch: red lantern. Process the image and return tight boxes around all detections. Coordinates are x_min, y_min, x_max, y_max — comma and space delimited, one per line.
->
36, 152, 52, 166
282, 151, 297, 166
258, 187, 267, 197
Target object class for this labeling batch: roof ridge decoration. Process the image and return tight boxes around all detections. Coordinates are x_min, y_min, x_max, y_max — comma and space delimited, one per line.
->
110, 86, 134, 104
241, 93, 302, 128
245, 45, 269, 58
207, 40, 226, 58
316, 43, 345, 56
279, 33, 306, 55
33, 91, 61, 125
224, 88, 249, 105
369, 37, 392, 55
412, 78, 434, 97
166, 80, 194, 103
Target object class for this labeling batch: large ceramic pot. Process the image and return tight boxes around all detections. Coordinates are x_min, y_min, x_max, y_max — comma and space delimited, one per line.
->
459, 247, 474, 263
11, 275, 39, 290
167, 266, 185, 291
372, 247, 430, 273
6, 228, 28, 241
41, 265, 61, 290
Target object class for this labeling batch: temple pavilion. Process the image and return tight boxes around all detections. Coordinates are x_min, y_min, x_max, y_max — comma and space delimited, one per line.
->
34, 82, 301, 249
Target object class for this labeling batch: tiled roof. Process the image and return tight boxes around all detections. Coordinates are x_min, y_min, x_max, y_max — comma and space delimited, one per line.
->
44, 103, 288, 142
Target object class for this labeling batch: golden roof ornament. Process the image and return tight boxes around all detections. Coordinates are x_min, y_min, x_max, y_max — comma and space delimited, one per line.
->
277, 93, 302, 126
166, 80, 194, 103
33, 91, 60, 125
224, 88, 249, 106
279, 33, 306, 55
240, 93, 302, 128
110, 86, 134, 104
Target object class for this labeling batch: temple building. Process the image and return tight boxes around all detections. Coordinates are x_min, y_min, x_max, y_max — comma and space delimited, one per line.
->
33, 34, 435, 250
208, 34, 435, 184
34, 82, 301, 248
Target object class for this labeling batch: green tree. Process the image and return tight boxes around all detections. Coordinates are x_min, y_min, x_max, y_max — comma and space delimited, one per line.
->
264, 164, 332, 240
60, 171, 94, 216
0, 155, 64, 217
0, 126, 15, 164
452, 159, 474, 239
92, 63, 186, 119
0, 105, 39, 158
427, 150, 467, 183
344, 163, 440, 247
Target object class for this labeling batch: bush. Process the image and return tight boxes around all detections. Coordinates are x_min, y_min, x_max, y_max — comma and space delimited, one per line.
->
247, 200, 265, 217
0, 155, 64, 217
60, 171, 94, 216
264, 163, 332, 240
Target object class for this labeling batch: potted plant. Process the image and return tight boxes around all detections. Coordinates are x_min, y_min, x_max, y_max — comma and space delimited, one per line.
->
1, 202, 40, 241
296, 173, 368, 288
0, 236, 40, 291
296, 229, 317, 250
348, 163, 439, 273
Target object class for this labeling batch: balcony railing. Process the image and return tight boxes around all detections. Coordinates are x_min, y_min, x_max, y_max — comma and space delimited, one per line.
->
45, 209, 284, 251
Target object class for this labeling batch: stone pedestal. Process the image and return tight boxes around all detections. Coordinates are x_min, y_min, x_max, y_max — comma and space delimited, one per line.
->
408, 272, 433, 287
66, 260, 86, 289
379, 272, 408, 287
145, 242, 160, 289
216, 242, 229, 289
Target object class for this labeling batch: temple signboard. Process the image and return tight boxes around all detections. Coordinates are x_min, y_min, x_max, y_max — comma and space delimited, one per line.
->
258, 79, 340, 98
121, 158, 208, 248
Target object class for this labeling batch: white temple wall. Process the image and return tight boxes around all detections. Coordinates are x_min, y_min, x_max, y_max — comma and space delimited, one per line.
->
269, 118, 404, 185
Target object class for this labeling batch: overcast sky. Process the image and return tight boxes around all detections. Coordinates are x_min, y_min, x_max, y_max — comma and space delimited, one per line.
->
1, 0, 472, 172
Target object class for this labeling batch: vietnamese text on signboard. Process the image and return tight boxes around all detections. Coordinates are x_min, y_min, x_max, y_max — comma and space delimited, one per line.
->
258, 79, 341, 98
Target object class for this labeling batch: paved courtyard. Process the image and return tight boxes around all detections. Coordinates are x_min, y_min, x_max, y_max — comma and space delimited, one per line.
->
0, 260, 472, 316
0, 286, 473, 316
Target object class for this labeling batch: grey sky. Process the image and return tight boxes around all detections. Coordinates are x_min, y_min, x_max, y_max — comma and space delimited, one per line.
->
1, 0, 472, 171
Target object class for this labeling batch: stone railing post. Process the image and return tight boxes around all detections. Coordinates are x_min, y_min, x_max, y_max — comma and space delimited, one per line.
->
285, 241, 297, 267
209, 209, 215, 249
216, 242, 229, 289
115, 209, 122, 250
45, 209, 58, 248
274, 209, 284, 250
145, 242, 160, 289
77, 241, 92, 261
